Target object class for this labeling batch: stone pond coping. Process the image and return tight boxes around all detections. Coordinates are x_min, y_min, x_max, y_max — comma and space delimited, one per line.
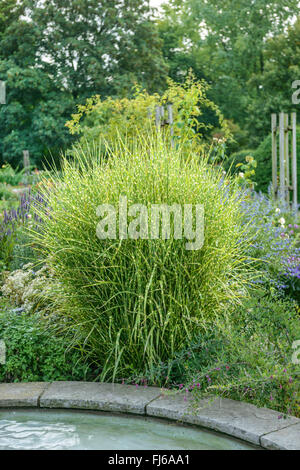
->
0, 381, 299, 450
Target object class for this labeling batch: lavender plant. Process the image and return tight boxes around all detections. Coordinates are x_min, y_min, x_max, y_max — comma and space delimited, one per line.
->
240, 189, 300, 299
0, 191, 45, 270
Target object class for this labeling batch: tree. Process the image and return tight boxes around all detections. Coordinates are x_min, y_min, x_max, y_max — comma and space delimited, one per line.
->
0, 0, 168, 167
158, 0, 299, 148
0, 0, 24, 34
66, 72, 230, 157
245, 18, 300, 145
0, 1, 75, 166
156, 2, 205, 84
28, 0, 167, 99
182, 0, 298, 82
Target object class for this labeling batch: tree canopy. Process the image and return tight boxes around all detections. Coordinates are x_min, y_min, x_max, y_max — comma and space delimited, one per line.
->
157, 0, 300, 147
1, 0, 299, 167
0, 0, 167, 166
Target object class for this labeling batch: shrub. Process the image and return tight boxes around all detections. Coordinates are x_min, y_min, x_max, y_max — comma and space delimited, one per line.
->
0, 307, 95, 383
0, 183, 15, 201
240, 190, 300, 300
30, 136, 255, 381
0, 164, 24, 186
66, 72, 230, 158
1, 263, 58, 314
223, 149, 256, 174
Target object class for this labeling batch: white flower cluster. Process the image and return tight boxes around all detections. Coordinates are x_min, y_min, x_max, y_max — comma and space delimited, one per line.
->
279, 217, 285, 228
1, 263, 54, 313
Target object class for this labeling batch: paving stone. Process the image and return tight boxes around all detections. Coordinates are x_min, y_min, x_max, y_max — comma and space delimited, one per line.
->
40, 381, 162, 415
0, 382, 49, 407
261, 423, 300, 450
2, 381, 299, 449
146, 393, 300, 446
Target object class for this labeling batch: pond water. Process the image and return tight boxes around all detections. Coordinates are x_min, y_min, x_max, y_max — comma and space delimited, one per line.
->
0, 409, 256, 450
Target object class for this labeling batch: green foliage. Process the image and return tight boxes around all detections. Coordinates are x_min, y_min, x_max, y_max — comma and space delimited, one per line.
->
0, 6, 75, 167
0, 0, 168, 167
2, 0, 299, 165
0, 308, 95, 383
245, 18, 300, 145
224, 150, 256, 174
0, 183, 15, 202
223, 154, 258, 190
29, 0, 167, 97
66, 88, 160, 154
252, 134, 273, 193
0, 0, 24, 34
158, 0, 299, 148
29, 136, 254, 381
66, 72, 230, 156
223, 151, 258, 190
137, 292, 300, 417
156, 3, 205, 85
234, 156, 257, 190
0, 163, 23, 185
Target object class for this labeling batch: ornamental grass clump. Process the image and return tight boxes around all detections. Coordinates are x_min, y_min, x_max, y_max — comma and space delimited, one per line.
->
30, 136, 255, 380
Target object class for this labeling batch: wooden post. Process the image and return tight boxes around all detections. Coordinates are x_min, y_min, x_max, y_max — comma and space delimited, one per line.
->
23, 150, 30, 172
155, 106, 161, 130
291, 112, 297, 212
284, 113, 290, 204
167, 104, 174, 148
23, 150, 30, 186
279, 112, 285, 202
271, 114, 277, 197
160, 106, 165, 124
271, 112, 297, 209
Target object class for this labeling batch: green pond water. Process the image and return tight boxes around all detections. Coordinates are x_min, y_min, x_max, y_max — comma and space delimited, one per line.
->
0, 409, 256, 450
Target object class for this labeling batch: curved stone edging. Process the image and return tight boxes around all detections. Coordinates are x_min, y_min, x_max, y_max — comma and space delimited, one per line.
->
0, 381, 299, 450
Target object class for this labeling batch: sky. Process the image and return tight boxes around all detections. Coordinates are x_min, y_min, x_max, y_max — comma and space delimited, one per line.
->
149, 0, 165, 9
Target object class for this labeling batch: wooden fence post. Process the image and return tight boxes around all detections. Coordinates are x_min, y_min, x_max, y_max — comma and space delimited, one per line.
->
272, 112, 297, 210
279, 112, 285, 202
271, 114, 277, 197
154, 104, 174, 147
160, 105, 165, 123
284, 113, 290, 204
167, 103, 174, 148
291, 112, 298, 212
155, 106, 161, 130
23, 150, 30, 185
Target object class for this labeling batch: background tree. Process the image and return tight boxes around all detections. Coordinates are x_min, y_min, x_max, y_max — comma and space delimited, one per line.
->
245, 18, 300, 145
0, 0, 168, 167
157, 0, 299, 148
0, 1, 75, 166
28, 0, 167, 99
